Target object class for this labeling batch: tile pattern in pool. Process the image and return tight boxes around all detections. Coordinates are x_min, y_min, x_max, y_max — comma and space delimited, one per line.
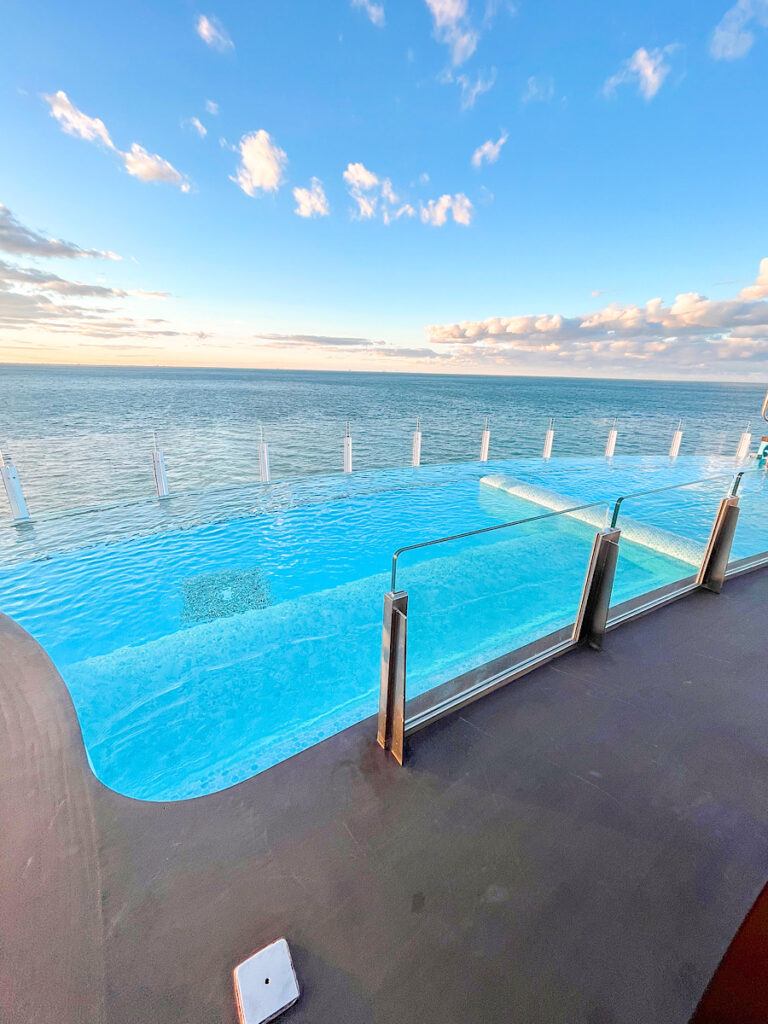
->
0, 455, 764, 800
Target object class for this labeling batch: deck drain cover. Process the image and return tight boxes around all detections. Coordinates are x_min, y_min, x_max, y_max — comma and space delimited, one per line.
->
234, 938, 300, 1024
180, 567, 271, 623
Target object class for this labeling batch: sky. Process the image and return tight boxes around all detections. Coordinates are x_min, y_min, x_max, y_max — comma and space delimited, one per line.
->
1, 0, 768, 379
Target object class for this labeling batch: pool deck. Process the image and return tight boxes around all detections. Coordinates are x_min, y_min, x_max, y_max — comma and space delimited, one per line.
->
2, 567, 768, 1024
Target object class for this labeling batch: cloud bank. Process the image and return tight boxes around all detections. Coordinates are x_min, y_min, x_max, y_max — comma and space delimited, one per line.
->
425, 258, 768, 373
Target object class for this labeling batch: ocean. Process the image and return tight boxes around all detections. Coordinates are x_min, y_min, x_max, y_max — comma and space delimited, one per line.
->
0, 364, 764, 516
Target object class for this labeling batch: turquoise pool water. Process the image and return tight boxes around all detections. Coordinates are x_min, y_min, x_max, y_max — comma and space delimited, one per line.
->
0, 455, 764, 800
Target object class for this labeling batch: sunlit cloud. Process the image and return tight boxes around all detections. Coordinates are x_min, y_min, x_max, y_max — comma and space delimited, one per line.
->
196, 14, 234, 52
603, 46, 677, 100
711, 0, 768, 59
420, 193, 473, 226
232, 130, 287, 196
205, 99, 219, 115
425, 257, 768, 372
522, 75, 555, 103
0, 204, 120, 260
351, 0, 385, 27
456, 68, 497, 108
425, 0, 478, 65
43, 91, 190, 192
471, 132, 507, 168
293, 178, 330, 218
184, 116, 207, 137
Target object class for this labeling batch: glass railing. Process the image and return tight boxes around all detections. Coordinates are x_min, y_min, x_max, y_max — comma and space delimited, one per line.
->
606, 474, 734, 614
728, 469, 768, 569
391, 501, 608, 732
379, 467, 768, 760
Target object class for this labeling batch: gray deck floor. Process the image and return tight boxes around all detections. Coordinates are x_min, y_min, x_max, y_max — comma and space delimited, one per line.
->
2, 568, 768, 1024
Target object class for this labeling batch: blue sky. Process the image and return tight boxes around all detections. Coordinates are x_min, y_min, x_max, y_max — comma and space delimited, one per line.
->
1, 0, 768, 378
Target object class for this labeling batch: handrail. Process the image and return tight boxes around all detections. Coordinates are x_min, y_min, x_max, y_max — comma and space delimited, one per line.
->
390, 501, 607, 590
609, 472, 737, 529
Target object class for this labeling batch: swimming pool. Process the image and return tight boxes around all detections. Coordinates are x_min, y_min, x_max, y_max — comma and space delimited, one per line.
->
0, 455, 765, 800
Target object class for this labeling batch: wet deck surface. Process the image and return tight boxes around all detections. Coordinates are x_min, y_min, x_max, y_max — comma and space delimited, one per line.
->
2, 568, 768, 1024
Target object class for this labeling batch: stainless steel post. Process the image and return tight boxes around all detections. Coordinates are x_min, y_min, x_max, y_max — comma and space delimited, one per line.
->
378, 590, 408, 764
697, 496, 740, 593
573, 528, 621, 650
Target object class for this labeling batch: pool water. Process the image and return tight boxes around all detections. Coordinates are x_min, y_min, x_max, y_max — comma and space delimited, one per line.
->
0, 455, 764, 800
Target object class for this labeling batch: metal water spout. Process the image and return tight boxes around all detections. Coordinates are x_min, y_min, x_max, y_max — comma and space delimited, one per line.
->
258, 425, 271, 483
343, 421, 353, 474
605, 417, 618, 460
479, 417, 490, 462
412, 416, 422, 467
151, 430, 170, 498
0, 446, 30, 521
669, 419, 683, 460
543, 417, 554, 460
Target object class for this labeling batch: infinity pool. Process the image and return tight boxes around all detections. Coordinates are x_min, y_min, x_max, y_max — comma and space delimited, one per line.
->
0, 455, 764, 800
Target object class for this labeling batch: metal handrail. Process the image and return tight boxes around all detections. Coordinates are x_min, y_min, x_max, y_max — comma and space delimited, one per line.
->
390, 501, 607, 590
609, 472, 741, 529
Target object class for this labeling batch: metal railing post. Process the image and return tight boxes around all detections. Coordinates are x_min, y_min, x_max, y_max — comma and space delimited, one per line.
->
378, 590, 408, 764
697, 496, 740, 593
0, 447, 30, 522
573, 529, 621, 650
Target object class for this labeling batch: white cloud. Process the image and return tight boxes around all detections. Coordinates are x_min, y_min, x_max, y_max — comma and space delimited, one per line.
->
293, 178, 330, 218
196, 14, 234, 52
232, 130, 287, 196
424, 257, 768, 372
522, 75, 555, 103
420, 193, 473, 226
456, 68, 497, 108
472, 132, 507, 168
424, 0, 478, 65
43, 91, 190, 192
185, 117, 207, 137
205, 99, 219, 115
351, 0, 385, 27
603, 46, 676, 100
43, 90, 114, 148
711, 0, 768, 59
0, 204, 120, 260
123, 144, 191, 191
343, 161, 381, 218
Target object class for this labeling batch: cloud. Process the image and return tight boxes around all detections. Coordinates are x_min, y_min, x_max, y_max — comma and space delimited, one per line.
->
205, 100, 219, 115
185, 116, 207, 137
343, 161, 389, 219
471, 132, 507, 168
196, 14, 234, 52
420, 193, 473, 226
456, 68, 497, 108
0, 258, 127, 298
122, 144, 191, 190
293, 178, 330, 218
424, 257, 768, 372
522, 75, 555, 103
43, 89, 113, 147
0, 204, 119, 260
711, 0, 768, 58
232, 130, 287, 196
603, 46, 676, 100
351, 0, 385, 26
424, 0, 478, 65
253, 332, 377, 348
43, 91, 190, 192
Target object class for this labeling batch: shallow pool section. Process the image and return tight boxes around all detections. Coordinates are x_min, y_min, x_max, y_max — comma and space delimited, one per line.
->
0, 455, 763, 800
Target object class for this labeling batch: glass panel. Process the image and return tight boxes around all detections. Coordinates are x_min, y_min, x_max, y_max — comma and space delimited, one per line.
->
731, 470, 768, 564
609, 477, 729, 610
396, 501, 608, 711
